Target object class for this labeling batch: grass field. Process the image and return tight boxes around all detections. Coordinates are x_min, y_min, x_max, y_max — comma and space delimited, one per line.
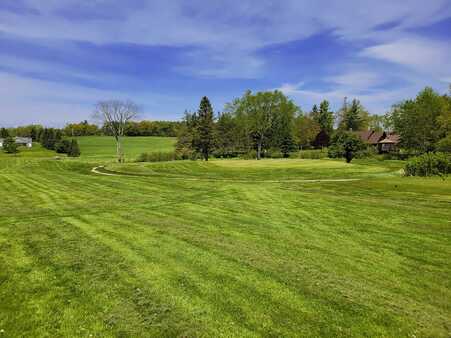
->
1, 138, 450, 337
76, 136, 176, 160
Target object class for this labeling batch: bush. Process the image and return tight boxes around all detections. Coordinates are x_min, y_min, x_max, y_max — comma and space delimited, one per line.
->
55, 140, 72, 154
382, 152, 411, 160
404, 152, 450, 177
298, 149, 328, 159
67, 139, 81, 157
240, 150, 257, 160
136, 151, 181, 162
265, 149, 284, 159
3, 137, 19, 154
437, 135, 451, 153
354, 146, 377, 159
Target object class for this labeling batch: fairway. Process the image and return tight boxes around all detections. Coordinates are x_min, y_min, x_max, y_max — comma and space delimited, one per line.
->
76, 136, 176, 160
0, 146, 450, 337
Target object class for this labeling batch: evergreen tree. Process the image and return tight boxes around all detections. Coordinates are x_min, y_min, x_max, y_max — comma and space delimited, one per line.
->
195, 96, 215, 161
339, 99, 369, 131
3, 136, 19, 154
176, 111, 198, 159
0, 128, 9, 138
317, 100, 334, 134
67, 139, 81, 157
310, 104, 319, 121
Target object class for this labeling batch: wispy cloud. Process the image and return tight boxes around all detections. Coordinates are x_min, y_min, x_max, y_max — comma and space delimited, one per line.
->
0, 0, 450, 124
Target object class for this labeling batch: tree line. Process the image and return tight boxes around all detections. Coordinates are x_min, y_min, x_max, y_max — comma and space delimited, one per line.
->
175, 86, 450, 161
0, 127, 80, 156
2, 120, 181, 140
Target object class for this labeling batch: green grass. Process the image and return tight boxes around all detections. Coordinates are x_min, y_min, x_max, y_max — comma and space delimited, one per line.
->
0, 146, 450, 337
0, 143, 56, 158
75, 136, 176, 161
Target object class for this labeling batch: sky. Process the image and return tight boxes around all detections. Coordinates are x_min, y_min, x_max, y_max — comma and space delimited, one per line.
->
1, 0, 451, 126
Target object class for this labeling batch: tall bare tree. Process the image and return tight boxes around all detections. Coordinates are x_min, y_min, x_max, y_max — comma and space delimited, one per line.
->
93, 100, 140, 163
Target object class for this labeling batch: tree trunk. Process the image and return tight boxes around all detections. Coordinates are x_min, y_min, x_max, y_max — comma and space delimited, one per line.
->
116, 136, 124, 163
257, 140, 262, 160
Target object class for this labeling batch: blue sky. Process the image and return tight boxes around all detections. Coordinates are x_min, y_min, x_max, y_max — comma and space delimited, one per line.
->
0, 0, 450, 126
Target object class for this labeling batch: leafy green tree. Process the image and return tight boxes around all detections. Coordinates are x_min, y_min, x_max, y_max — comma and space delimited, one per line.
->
64, 120, 99, 136
0, 128, 9, 138
437, 135, 451, 153
272, 98, 297, 157
194, 96, 216, 161
390, 87, 448, 152
3, 136, 19, 154
328, 131, 365, 163
67, 139, 81, 157
231, 90, 298, 160
294, 114, 320, 149
215, 112, 239, 157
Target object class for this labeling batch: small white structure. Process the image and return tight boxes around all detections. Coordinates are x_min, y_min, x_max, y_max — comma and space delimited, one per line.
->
0, 137, 32, 148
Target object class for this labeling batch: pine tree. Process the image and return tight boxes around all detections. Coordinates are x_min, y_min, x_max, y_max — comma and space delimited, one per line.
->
339, 99, 369, 131
310, 104, 319, 120
195, 96, 215, 161
67, 139, 81, 157
317, 100, 334, 134
0, 128, 9, 138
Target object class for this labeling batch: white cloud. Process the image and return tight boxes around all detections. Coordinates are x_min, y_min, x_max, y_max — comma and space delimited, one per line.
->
361, 38, 451, 78
1, 0, 450, 79
278, 75, 424, 114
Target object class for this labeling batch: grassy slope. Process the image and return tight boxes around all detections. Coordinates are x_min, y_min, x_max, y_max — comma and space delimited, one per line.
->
0, 146, 450, 337
75, 136, 176, 161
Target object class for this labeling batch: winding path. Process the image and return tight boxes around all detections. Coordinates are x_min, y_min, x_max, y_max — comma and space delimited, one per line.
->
91, 165, 363, 183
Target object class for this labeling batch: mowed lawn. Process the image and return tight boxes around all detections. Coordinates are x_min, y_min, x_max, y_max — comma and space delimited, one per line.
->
76, 136, 176, 160
0, 142, 450, 337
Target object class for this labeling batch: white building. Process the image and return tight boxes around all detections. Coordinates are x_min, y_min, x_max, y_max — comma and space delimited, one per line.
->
0, 137, 33, 148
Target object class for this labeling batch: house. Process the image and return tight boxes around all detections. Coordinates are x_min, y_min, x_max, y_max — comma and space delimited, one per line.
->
355, 130, 400, 153
0, 137, 33, 148
378, 133, 400, 153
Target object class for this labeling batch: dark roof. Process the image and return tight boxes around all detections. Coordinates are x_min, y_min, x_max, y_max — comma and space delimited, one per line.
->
356, 130, 373, 143
355, 130, 386, 144
368, 131, 385, 145
378, 133, 400, 144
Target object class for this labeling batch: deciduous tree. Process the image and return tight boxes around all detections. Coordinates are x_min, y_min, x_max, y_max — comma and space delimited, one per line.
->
93, 100, 140, 163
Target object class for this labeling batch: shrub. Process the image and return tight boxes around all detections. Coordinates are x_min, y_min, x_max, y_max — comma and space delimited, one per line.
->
404, 152, 450, 177
354, 146, 377, 159
240, 150, 257, 160
298, 149, 328, 159
136, 151, 181, 162
67, 139, 81, 157
265, 149, 284, 159
55, 140, 72, 154
3, 137, 19, 154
